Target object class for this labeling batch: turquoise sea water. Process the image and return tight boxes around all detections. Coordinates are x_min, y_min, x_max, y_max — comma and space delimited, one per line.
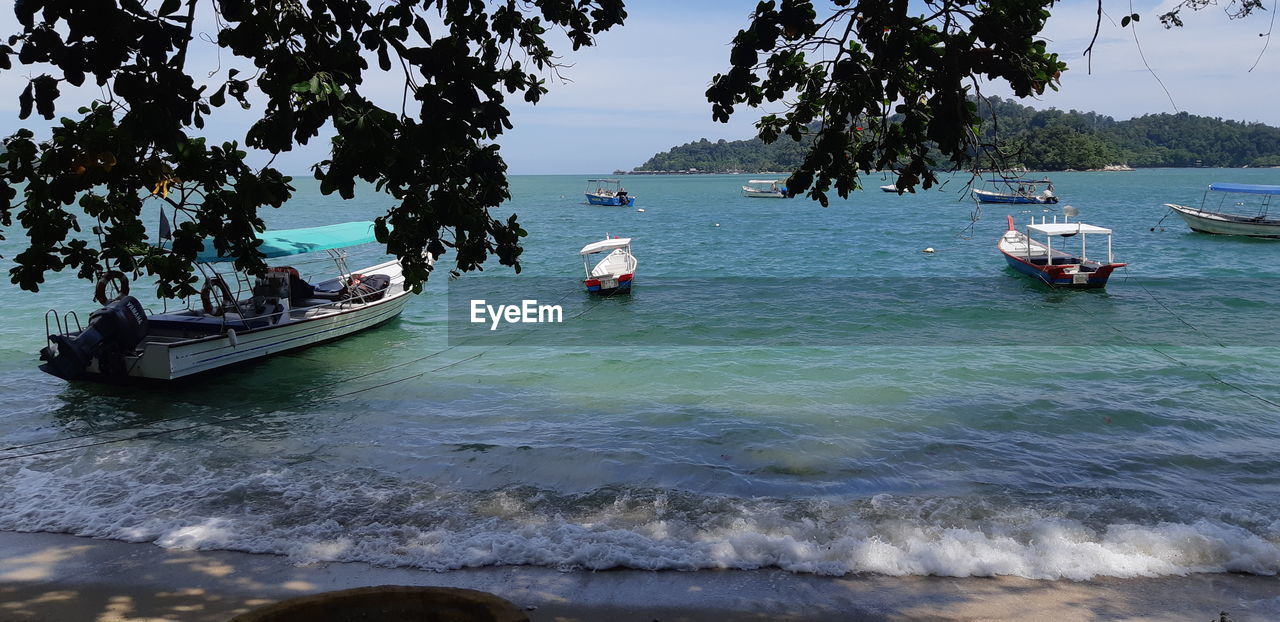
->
2, 169, 1279, 579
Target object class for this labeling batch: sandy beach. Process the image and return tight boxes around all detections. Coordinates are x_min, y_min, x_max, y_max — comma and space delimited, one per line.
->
0, 531, 1276, 621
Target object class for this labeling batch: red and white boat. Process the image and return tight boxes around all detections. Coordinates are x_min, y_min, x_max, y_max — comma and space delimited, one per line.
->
998, 210, 1125, 289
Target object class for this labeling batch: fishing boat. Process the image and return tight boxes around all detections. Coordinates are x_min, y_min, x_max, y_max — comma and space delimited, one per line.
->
38, 221, 420, 382
1164, 183, 1280, 238
585, 179, 636, 206
998, 208, 1124, 289
741, 179, 789, 198
580, 236, 636, 295
973, 178, 1058, 204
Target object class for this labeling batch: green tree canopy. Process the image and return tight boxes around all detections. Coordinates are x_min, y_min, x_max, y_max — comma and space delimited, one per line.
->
706, 0, 1066, 204
0, 0, 625, 296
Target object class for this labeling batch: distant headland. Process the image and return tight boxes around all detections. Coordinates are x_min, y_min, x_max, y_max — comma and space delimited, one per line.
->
626, 96, 1280, 174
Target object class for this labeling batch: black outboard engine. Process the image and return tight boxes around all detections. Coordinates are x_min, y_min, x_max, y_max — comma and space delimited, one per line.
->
40, 296, 148, 380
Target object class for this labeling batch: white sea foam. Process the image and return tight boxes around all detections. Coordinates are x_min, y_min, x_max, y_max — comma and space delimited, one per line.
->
2, 448, 1279, 580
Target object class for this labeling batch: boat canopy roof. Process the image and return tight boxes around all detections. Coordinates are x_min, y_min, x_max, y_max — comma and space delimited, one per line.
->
988, 178, 1050, 184
747, 179, 781, 184
196, 221, 378, 263
587, 178, 621, 183
1027, 222, 1112, 236
580, 237, 631, 255
1208, 182, 1280, 195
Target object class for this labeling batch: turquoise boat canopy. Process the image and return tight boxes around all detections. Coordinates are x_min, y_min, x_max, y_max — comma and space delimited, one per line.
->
196, 221, 378, 263
1208, 183, 1280, 195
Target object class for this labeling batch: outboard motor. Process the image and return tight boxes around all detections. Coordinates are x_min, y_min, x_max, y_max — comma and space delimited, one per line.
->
40, 296, 148, 380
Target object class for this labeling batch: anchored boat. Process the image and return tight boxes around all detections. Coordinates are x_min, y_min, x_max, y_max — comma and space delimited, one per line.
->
998, 210, 1124, 289
585, 179, 636, 206
39, 221, 421, 382
1164, 183, 1280, 238
741, 179, 789, 198
974, 178, 1058, 204
580, 236, 636, 295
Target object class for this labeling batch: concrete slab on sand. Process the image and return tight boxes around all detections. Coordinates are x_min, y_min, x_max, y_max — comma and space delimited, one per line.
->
1, 531, 1278, 621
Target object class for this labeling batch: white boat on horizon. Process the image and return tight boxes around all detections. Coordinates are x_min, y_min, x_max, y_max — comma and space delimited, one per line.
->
741, 179, 790, 198
1165, 183, 1280, 238
39, 221, 421, 382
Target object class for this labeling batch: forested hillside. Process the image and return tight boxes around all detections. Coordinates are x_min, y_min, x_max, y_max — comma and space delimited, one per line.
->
633, 97, 1280, 173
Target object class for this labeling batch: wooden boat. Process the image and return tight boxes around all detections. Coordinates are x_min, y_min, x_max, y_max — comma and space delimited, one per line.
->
585, 178, 636, 206
741, 179, 789, 198
1164, 183, 1280, 238
998, 213, 1124, 289
974, 178, 1058, 204
39, 222, 419, 382
580, 236, 636, 294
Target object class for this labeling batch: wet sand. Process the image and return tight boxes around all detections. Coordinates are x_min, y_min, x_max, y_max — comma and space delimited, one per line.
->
1, 530, 1277, 621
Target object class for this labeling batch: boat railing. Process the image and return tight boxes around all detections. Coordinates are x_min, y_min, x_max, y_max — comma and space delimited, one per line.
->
44, 309, 83, 343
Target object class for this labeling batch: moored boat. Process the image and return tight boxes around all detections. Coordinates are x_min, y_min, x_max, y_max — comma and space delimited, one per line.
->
741, 179, 789, 198
38, 221, 420, 382
585, 178, 636, 206
998, 211, 1124, 289
1164, 183, 1280, 238
974, 178, 1058, 204
580, 236, 636, 295
880, 184, 898, 193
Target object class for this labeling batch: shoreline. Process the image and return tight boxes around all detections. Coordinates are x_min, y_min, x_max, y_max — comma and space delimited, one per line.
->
2, 531, 1277, 621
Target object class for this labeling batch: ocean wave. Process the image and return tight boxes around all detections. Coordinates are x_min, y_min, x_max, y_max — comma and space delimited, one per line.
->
2, 448, 1277, 580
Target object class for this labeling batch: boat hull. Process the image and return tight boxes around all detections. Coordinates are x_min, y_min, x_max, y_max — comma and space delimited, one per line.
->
1166, 203, 1280, 238
1000, 250, 1117, 288
586, 193, 636, 206
974, 189, 1058, 204
585, 274, 633, 295
741, 189, 787, 198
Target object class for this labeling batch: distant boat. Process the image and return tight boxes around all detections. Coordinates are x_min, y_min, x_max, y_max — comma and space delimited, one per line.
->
974, 178, 1058, 204
741, 179, 789, 198
585, 178, 636, 206
39, 221, 420, 382
580, 236, 636, 294
880, 184, 898, 193
1165, 183, 1280, 238
998, 212, 1124, 289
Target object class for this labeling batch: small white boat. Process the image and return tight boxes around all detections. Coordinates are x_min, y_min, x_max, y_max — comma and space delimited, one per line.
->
1165, 183, 1280, 238
39, 221, 422, 382
998, 210, 1124, 289
741, 179, 789, 198
880, 184, 899, 193
580, 236, 636, 294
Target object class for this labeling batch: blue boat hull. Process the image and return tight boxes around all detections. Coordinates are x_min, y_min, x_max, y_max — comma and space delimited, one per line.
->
976, 194, 1058, 205
586, 194, 637, 206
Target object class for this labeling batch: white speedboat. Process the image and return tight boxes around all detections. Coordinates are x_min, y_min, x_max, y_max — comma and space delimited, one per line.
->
1165, 183, 1280, 238
741, 179, 789, 198
580, 236, 636, 294
39, 221, 421, 382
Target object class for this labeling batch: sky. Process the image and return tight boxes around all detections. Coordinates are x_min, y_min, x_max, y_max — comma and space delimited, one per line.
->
1, 1, 1279, 175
